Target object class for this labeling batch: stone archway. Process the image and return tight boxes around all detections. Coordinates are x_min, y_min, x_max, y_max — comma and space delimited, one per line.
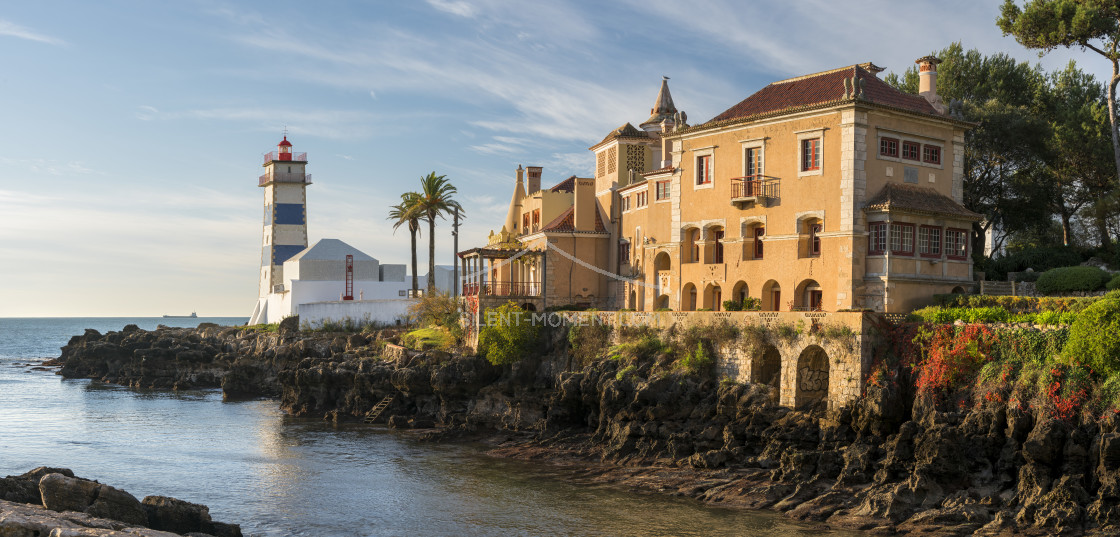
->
795, 345, 830, 408
656, 294, 670, 310
752, 345, 781, 403
951, 286, 965, 294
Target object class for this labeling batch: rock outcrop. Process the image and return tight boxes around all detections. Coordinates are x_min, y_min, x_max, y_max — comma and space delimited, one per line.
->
0, 467, 241, 537
54, 325, 1120, 535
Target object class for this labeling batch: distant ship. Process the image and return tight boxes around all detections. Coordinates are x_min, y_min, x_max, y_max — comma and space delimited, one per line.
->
162, 312, 198, 318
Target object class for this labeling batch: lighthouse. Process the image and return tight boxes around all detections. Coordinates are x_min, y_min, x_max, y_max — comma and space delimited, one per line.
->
256, 136, 311, 299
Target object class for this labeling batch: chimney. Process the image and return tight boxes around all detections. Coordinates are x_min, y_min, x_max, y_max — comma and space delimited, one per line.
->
574, 178, 597, 231
916, 56, 948, 114
526, 166, 542, 194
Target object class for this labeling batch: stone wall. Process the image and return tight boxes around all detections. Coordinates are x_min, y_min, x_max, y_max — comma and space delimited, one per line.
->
479, 310, 875, 410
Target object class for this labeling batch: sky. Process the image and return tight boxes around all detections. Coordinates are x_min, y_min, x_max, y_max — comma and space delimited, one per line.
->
0, 0, 1109, 317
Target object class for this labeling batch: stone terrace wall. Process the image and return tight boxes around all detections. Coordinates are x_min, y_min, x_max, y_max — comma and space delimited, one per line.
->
486, 310, 876, 410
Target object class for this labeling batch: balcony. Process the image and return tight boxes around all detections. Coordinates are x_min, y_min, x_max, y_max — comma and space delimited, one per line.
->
462, 281, 541, 298
259, 172, 313, 187
730, 176, 779, 207
263, 151, 308, 165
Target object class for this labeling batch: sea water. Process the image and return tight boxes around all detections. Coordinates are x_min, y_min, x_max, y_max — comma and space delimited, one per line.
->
0, 317, 863, 536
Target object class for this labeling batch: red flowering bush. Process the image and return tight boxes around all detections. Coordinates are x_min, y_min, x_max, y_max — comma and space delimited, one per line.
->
911, 324, 996, 400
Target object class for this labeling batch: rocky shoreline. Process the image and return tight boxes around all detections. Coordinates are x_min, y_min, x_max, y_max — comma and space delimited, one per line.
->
0, 467, 241, 536
54, 323, 1120, 535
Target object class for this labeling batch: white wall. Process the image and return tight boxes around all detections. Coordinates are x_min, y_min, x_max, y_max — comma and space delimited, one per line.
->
298, 298, 415, 328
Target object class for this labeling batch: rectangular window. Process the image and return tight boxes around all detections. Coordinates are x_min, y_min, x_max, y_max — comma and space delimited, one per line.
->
879, 137, 899, 158
801, 138, 820, 171
919, 226, 942, 257
655, 180, 670, 200
902, 141, 920, 161
869, 222, 887, 254
753, 227, 765, 259
745, 147, 761, 177
522, 213, 529, 231
946, 228, 968, 259
636, 191, 647, 207
714, 230, 724, 264
619, 240, 630, 264
809, 223, 822, 257
696, 155, 712, 185
621, 196, 630, 211
923, 144, 941, 165
890, 223, 914, 255
532, 209, 540, 232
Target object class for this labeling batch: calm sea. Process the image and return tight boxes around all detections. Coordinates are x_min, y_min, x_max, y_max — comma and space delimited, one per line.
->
0, 318, 862, 536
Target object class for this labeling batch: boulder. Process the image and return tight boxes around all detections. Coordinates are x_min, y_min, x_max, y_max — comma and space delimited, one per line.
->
39, 473, 99, 513
278, 315, 300, 335
141, 495, 212, 535
86, 483, 147, 526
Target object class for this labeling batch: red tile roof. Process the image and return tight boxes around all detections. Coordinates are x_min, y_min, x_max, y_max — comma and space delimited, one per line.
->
550, 176, 576, 193
863, 182, 982, 220
540, 205, 608, 233
702, 64, 941, 128
643, 165, 675, 176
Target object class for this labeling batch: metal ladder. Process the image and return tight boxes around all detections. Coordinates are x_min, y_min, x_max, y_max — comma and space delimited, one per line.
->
363, 394, 395, 424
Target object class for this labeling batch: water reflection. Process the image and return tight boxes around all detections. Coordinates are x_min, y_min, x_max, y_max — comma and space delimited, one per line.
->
0, 365, 862, 536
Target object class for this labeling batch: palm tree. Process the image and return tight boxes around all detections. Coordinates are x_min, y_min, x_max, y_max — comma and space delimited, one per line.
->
415, 172, 464, 292
388, 192, 424, 295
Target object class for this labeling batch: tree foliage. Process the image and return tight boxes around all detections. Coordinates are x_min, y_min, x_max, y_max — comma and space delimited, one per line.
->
999, 0, 1120, 250
476, 302, 539, 366
415, 172, 464, 292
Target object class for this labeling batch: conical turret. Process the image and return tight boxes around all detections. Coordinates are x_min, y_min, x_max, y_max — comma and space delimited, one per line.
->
640, 77, 678, 131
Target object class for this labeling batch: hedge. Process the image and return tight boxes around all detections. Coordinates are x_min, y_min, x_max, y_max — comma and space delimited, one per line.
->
1035, 266, 1110, 295
1063, 297, 1120, 376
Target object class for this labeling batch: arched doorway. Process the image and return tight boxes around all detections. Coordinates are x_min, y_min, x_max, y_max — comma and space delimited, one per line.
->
795, 345, 830, 408
656, 294, 670, 310
654, 251, 672, 301
752, 345, 781, 403
795, 279, 823, 311
951, 286, 965, 294
762, 280, 782, 311
703, 283, 722, 310
681, 283, 697, 311
731, 281, 748, 309
629, 290, 637, 310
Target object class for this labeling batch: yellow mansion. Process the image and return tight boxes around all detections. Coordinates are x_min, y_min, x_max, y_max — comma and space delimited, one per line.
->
459, 57, 980, 314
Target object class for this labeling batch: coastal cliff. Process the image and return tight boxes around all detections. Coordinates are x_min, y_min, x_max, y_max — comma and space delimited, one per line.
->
57, 324, 1120, 535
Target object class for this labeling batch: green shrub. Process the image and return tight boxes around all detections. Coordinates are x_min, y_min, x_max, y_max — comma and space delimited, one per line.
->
1063, 297, 1120, 376
1107, 273, 1120, 291
401, 327, 452, 350
742, 297, 763, 311
616, 364, 637, 380
568, 322, 613, 365
680, 341, 713, 374
408, 291, 464, 342
477, 302, 540, 366
1036, 266, 1110, 295
722, 299, 742, 311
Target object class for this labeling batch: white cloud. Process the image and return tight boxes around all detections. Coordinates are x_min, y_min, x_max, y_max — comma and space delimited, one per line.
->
426, 0, 476, 18
0, 19, 64, 45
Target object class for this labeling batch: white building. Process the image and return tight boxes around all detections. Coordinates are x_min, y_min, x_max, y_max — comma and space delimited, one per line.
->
248, 138, 414, 327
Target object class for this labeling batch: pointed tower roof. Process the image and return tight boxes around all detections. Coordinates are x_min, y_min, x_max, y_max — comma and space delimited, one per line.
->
502, 165, 527, 235
640, 77, 678, 130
